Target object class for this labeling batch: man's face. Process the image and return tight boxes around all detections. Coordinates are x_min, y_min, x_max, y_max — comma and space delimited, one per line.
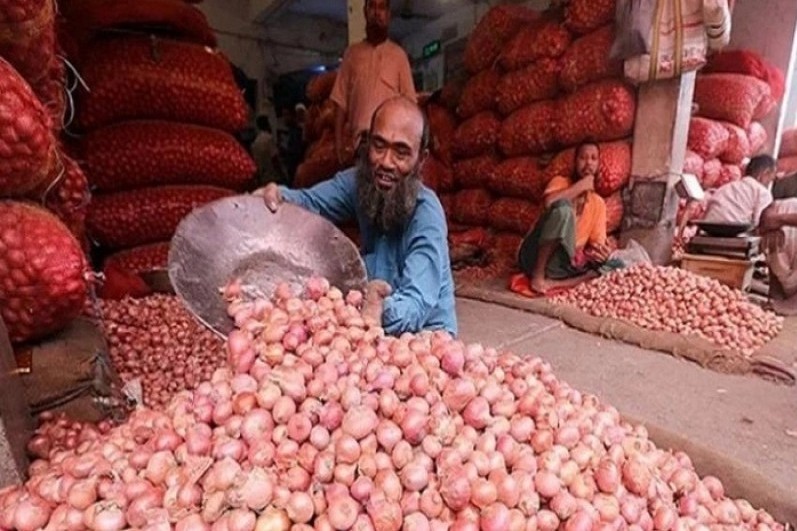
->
759, 167, 776, 187
575, 144, 600, 180
367, 104, 424, 192
357, 101, 427, 233
365, 0, 390, 40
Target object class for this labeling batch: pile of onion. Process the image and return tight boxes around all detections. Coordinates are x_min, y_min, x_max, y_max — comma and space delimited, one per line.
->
2, 276, 785, 531
552, 264, 783, 356
99, 295, 226, 408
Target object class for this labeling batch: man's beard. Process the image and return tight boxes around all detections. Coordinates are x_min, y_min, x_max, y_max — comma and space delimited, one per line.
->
356, 152, 422, 235
366, 22, 388, 44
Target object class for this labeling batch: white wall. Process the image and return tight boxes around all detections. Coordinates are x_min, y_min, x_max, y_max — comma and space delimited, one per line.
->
728, 0, 797, 155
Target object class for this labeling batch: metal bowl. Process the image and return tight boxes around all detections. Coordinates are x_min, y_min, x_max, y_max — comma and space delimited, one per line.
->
691, 221, 754, 237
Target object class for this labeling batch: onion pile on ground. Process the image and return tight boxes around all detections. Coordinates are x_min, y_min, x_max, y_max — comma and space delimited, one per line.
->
1, 277, 785, 530
99, 295, 226, 408
551, 264, 782, 356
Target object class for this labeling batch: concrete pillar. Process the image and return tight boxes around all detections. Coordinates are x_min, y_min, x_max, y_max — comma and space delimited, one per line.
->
0, 319, 33, 488
347, 0, 366, 45
728, 0, 797, 155
620, 72, 696, 265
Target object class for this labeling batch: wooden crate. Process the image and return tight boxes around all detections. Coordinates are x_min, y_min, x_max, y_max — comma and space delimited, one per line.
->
680, 254, 754, 291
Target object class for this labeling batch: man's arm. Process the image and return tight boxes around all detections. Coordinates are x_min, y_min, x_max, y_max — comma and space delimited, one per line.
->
381, 216, 447, 335
280, 171, 357, 224
544, 176, 594, 209
589, 196, 608, 247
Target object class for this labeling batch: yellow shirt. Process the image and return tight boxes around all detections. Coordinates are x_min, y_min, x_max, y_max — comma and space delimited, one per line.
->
544, 176, 607, 249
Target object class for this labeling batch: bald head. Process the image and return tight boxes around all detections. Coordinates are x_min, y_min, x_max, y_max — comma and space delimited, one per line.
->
369, 97, 429, 155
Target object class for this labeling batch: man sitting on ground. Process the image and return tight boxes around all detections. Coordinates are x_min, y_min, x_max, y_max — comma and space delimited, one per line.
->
702, 154, 776, 226
517, 141, 611, 294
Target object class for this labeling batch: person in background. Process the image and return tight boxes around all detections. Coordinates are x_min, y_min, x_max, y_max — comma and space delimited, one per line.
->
255, 97, 456, 336
251, 115, 284, 185
759, 198, 797, 314
701, 154, 776, 226
331, 0, 416, 163
295, 103, 308, 141
278, 107, 305, 185
517, 142, 610, 294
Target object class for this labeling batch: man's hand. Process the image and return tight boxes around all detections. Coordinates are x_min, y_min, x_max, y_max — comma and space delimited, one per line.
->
578, 175, 596, 194
362, 280, 392, 327
252, 183, 283, 212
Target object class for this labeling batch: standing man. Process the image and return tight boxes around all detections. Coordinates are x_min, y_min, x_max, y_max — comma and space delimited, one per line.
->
255, 97, 456, 336
251, 115, 284, 185
331, 0, 417, 164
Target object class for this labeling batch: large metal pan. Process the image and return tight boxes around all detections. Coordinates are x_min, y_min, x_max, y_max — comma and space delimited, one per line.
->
168, 196, 367, 337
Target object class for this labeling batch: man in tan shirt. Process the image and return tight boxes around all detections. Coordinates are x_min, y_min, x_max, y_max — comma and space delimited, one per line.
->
331, 0, 417, 163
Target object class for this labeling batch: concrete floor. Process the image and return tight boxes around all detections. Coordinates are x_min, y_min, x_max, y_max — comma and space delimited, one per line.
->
456, 298, 797, 521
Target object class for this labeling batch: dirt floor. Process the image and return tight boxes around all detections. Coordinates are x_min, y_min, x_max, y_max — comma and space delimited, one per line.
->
456, 298, 797, 524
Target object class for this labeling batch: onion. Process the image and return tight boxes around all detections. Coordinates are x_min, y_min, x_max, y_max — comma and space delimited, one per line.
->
328, 494, 360, 530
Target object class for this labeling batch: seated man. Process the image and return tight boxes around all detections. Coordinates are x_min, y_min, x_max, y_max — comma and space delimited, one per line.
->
255, 96, 457, 336
760, 199, 797, 315
702, 154, 776, 226
517, 141, 610, 294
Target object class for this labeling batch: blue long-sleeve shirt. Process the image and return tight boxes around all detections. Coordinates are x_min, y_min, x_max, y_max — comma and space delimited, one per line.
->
281, 168, 457, 336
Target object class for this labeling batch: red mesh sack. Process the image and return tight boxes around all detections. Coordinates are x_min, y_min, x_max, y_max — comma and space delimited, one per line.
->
556, 80, 636, 147
306, 71, 337, 103
605, 192, 623, 233
449, 227, 491, 251
453, 112, 501, 158
295, 133, 353, 189
464, 5, 539, 74
544, 148, 576, 180
0, 57, 56, 197
684, 150, 705, 181
718, 164, 743, 187
457, 68, 500, 119
746, 122, 767, 156
499, 21, 572, 72
427, 103, 457, 165
719, 122, 751, 165
488, 157, 550, 201
82, 121, 256, 192
564, 0, 616, 35
701, 159, 723, 189
97, 263, 152, 300
779, 156, 797, 174
781, 128, 797, 158
31, 56, 66, 131
499, 100, 559, 157
0, 0, 55, 85
421, 155, 451, 192
75, 35, 248, 132
693, 74, 770, 129
703, 49, 785, 101
559, 25, 622, 92
60, 0, 216, 51
687, 117, 730, 160
594, 141, 632, 197
494, 232, 523, 256
451, 188, 493, 225
489, 198, 542, 234
104, 242, 170, 275
453, 154, 499, 190
0, 202, 89, 343
87, 185, 233, 250
28, 153, 91, 239
440, 78, 466, 113
496, 59, 560, 117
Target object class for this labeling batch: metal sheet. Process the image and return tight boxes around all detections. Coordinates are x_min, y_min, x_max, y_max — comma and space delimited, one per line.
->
168, 196, 367, 337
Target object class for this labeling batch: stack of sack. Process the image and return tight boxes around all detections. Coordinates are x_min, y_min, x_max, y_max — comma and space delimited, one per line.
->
439, 1, 635, 282
681, 49, 785, 229
57, 0, 256, 291
0, 0, 91, 344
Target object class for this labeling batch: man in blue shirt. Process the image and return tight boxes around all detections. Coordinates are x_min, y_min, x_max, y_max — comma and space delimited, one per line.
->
255, 97, 457, 336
